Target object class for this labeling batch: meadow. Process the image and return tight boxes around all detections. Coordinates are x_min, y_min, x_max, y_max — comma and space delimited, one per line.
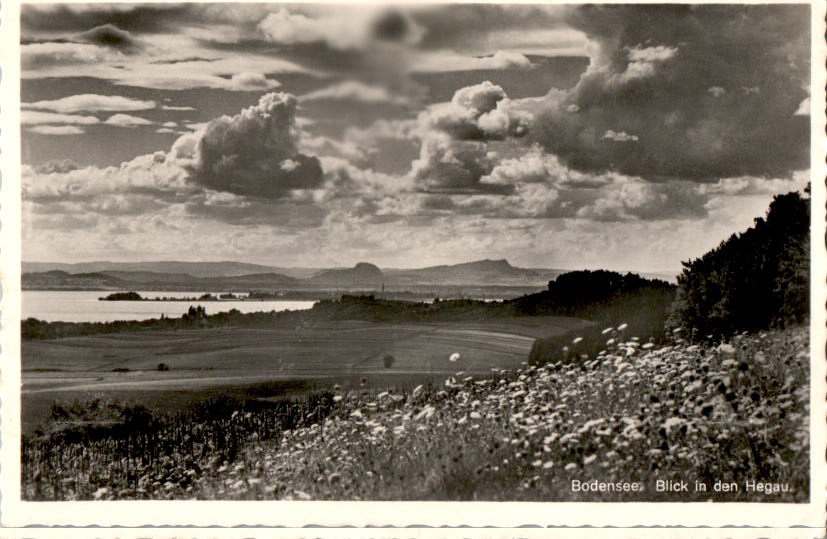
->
22, 316, 591, 434
22, 323, 808, 502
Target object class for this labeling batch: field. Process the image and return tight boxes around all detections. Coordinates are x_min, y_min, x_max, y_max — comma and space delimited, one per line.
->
22, 316, 592, 433
21, 321, 809, 502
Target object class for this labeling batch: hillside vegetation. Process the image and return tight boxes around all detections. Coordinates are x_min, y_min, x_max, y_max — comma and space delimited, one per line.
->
671, 191, 809, 338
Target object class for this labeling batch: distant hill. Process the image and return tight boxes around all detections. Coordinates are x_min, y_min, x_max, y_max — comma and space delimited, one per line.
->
22, 271, 127, 290
22, 261, 287, 278
385, 259, 559, 286
22, 258, 676, 292
306, 262, 384, 287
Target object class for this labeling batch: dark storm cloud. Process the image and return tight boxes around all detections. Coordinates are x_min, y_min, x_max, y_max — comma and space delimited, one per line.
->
21, 4, 193, 34
185, 92, 324, 199
530, 4, 810, 182
77, 24, 142, 53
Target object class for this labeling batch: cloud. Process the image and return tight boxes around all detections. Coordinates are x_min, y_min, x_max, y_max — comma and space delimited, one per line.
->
528, 4, 810, 181
301, 81, 409, 106
258, 7, 421, 51
27, 125, 86, 136
104, 114, 153, 127
409, 136, 502, 194
23, 94, 156, 114
22, 42, 113, 69
22, 111, 100, 125
35, 159, 82, 174
708, 86, 725, 98
794, 97, 810, 116
419, 81, 532, 141
226, 72, 281, 91
602, 130, 639, 142
163, 105, 196, 111
184, 92, 324, 199
76, 24, 142, 53
412, 50, 532, 73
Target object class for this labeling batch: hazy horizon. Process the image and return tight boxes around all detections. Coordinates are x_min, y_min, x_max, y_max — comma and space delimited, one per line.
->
21, 4, 810, 273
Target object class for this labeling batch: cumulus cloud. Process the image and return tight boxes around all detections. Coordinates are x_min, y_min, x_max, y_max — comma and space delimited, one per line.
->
27, 125, 86, 135
419, 81, 532, 140
23, 94, 156, 114
301, 81, 409, 106
104, 114, 153, 127
184, 92, 324, 199
409, 136, 502, 194
528, 4, 810, 181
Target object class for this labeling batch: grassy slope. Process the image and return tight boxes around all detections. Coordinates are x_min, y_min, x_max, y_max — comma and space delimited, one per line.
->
22, 316, 591, 433
23, 325, 809, 502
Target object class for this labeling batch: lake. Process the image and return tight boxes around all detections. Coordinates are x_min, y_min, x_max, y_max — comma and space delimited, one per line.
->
22, 290, 316, 323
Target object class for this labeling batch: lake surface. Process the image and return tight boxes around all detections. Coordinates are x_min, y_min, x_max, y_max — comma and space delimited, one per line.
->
22, 291, 316, 323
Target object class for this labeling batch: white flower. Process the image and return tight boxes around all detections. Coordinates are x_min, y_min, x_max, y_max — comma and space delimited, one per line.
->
449, 352, 461, 362
572, 337, 584, 345
617, 323, 628, 331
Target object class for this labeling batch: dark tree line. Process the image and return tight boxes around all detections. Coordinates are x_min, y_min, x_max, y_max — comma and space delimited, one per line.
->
671, 190, 810, 339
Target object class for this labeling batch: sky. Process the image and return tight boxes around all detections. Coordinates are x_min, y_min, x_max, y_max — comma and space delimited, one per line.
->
20, 3, 812, 272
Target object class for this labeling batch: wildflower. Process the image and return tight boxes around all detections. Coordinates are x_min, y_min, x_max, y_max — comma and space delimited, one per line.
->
572, 337, 584, 345
333, 395, 343, 402
564, 462, 577, 471
617, 323, 628, 331
543, 461, 554, 469
583, 454, 597, 465
350, 410, 363, 419
602, 327, 614, 335
412, 384, 424, 397
449, 352, 461, 362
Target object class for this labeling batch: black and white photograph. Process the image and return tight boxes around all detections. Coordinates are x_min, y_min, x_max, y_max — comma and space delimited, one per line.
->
2, 0, 825, 531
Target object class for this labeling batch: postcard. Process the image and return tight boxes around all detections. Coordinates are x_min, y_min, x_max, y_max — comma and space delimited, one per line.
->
1, 1, 825, 535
